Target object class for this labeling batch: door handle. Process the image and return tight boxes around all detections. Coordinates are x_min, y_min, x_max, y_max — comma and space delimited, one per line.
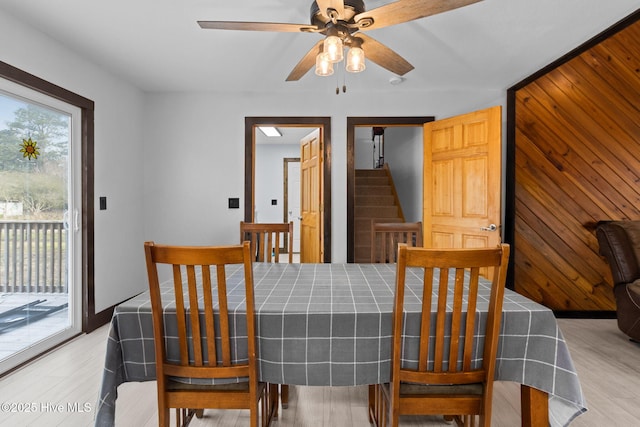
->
480, 224, 497, 232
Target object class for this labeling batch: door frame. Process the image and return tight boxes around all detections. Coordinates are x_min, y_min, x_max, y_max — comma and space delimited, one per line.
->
347, 117, 433, 262
245, 117, 332, 262
283, 157, 300, 254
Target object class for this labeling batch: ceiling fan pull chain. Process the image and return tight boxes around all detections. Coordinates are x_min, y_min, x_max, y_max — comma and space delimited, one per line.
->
343, 68, 347, 93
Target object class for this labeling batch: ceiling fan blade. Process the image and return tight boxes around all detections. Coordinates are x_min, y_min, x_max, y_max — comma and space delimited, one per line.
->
286, 40, 324, 81
358, 33, 414, 76
355, 0, 482, 30
198, 21, 318, 33
315, 0, 345, 20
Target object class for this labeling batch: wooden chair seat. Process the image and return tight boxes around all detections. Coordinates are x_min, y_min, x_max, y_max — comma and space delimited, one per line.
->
395, 382, 484, 395
166, 380, 251, 392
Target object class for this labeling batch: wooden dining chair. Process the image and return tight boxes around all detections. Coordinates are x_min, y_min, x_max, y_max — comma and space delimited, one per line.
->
370, 221, 423, 263
370, 243, 510, 427
240, 221, 294, 263
239, 221, 295, 409
144, 241, 278, 427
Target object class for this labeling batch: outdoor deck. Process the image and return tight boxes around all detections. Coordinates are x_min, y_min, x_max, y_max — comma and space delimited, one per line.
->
0, 293, 69, 361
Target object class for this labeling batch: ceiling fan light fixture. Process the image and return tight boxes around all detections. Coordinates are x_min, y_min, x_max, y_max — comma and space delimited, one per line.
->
346, 46, 365, 73
315, 52, 334, 76
323, 35, 344, 63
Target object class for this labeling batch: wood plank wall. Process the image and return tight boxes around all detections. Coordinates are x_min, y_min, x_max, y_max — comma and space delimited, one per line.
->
507, 11, 640, 311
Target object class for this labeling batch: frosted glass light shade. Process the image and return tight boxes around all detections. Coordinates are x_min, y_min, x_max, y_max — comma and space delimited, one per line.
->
323, 35, 343, 63
346, 47, 366, 73
315, 52, 334, 76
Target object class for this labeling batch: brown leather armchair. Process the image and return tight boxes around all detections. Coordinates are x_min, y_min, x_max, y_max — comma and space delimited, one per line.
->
595, 221, 640, 342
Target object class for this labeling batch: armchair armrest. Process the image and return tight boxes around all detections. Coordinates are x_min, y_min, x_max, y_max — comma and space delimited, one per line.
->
596, 221, 640, 285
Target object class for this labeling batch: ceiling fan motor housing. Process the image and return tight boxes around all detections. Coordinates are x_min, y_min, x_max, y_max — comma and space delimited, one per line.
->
310, 0, 366, 29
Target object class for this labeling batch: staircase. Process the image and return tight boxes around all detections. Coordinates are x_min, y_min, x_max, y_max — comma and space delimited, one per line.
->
354, 165, 404, 263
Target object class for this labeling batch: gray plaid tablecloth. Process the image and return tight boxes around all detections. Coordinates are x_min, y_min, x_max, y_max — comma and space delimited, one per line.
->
95, 263, 586, 427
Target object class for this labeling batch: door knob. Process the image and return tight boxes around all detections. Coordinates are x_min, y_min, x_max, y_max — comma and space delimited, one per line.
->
480, 224, 497, 232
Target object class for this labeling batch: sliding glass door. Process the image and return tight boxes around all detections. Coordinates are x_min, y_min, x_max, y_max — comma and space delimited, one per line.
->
0, 78, 82, 373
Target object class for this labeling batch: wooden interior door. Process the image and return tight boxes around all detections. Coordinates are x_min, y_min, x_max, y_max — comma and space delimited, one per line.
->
423, 106, 502, 253
300, 129, 323, 262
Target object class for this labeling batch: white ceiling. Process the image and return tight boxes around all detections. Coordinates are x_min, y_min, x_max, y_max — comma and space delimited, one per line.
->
0, 0, 637, 95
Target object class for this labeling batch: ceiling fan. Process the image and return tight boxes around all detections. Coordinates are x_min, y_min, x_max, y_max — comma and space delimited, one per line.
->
198, 0, 482, 81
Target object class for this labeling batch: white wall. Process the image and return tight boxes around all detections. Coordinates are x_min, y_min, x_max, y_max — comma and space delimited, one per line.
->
142, 90, 506, 263
0, 10, 147, 312
385, 127, 423, 223
355, 127, 376, 170
255, 143, 299, 223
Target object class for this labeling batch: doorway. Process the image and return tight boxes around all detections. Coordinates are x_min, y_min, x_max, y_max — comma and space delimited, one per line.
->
347, 117, 434, 262
245, 117, 332, 262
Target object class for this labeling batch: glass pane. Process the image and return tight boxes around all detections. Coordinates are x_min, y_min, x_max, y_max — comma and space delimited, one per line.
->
0, 91, 72, 362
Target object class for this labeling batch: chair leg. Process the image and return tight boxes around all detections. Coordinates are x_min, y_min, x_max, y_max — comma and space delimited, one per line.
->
371, 384, 388, 427
175, 408, 196, 427
281, 384, 289, 409
368, 385, 375, 423
158, 406, 170, 427
269, 384, 279, 424
250, 398, 258, 427
261, 383, 278, 427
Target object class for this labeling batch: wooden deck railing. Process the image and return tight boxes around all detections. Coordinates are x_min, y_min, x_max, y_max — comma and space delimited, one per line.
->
0, 220, 67, 293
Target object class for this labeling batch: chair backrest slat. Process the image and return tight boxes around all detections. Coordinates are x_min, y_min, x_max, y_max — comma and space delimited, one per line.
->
240, 221, 294, 263
216, 263, 232, 367
371, 221, 423, 263
172, 264, 189, 365
201, 265, 217, 367
186, 264, 203, 366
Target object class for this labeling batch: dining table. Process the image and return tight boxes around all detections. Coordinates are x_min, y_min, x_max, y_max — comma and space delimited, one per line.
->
94, 262, 586, 427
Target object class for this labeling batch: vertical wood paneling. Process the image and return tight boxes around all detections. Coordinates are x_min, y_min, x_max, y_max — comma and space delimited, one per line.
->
510, 15, 640, 311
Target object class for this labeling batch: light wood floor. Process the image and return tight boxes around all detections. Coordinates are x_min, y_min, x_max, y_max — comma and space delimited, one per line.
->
0, 318, 638, 426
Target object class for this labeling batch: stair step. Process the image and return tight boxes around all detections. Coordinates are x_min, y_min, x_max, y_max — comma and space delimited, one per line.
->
355, 169, 387, 177
354, 246, 373, 263
356, 177, 389, 186
355, 206, 401, 218
355, 195, 395, 206
355, 185, 393, 196
354, 167, 403, 262
355, 218, 403, 234
355, 232, 370, 242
